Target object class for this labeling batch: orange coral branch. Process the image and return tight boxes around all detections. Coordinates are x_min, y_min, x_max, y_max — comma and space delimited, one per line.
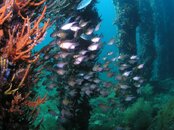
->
24, 95, 47, 108
13, 0, 46, 19
15, 0, 31, 10
9, 91, 31, 113
30, 0, 46, 6
14, 0, 46, 10
0, 2, 12, 25
4, 6, 49, 63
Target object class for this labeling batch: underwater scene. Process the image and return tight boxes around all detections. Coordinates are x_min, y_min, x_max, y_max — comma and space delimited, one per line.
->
0, 0, 174, 130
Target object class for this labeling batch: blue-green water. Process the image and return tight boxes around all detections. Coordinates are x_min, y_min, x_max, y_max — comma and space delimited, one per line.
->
35, 0, 174, 130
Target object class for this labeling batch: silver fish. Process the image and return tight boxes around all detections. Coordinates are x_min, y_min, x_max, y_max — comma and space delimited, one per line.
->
79, 20, 89, 27
86, 28, 94, 35
93, 78, 100, 83
70, 26, 81, 32
59, 52, 70, 58
92, 65, 103, 72
102, 57, 107, 61
85, 89, 92, 96
128, 59, 137, 64
122, 71, 131, 77
133, 76, 141, 81
134, 83, 141, 88
95, 22, 101, 31
107, 38, 115, 45
50, 30, 67, 39
125, 95, 135, 101
130, 55, 138, 60
61, 22, 75, 30
54, 52, 70, 59
56, 62, 67, 68
77, 0, 92, 10
137, 64, 144, 69
88, 43, 100, 51
56, 69, 66, 75
74, 55, 86, 65
91, 37, 100, 43
107, 51, 114, 56
84, 74, 92, 80
79, 50, 88, 55
117, 54, 127, 60
119, 64, 130, 70
59, 41, 78, 50
90, 84, 97, 90
120, 84, 129, 90
80, 33, 91, 40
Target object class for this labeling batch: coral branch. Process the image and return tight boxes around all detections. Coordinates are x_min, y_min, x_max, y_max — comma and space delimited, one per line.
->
13, 0, 45, 19
24, 95, 47, 108
30, 0, 46, 6
4, 6, 49, 63
14, 0, 46, 9
0, 2, 12, 25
